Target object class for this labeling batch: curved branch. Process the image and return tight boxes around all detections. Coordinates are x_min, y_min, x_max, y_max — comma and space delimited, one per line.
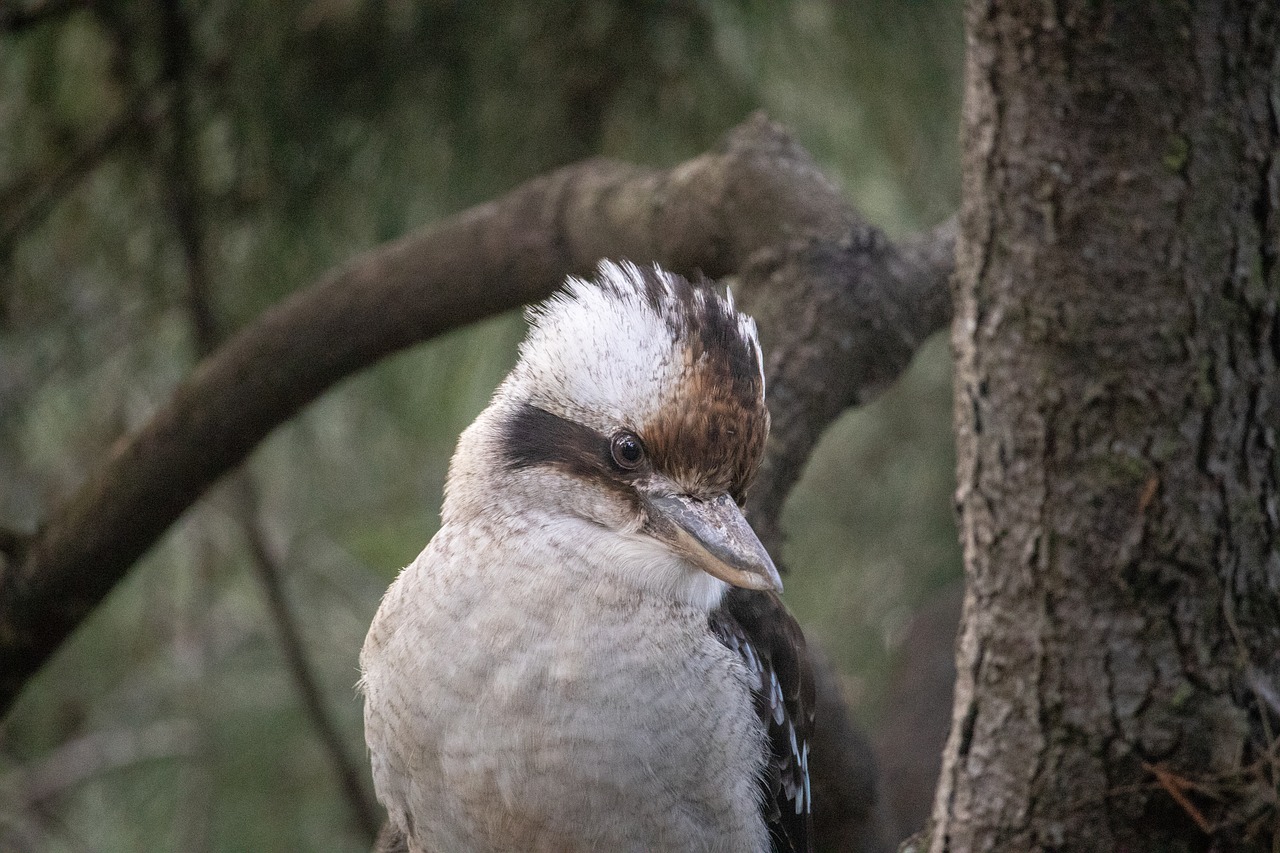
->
233, 478, 382, 841
0, 0, 88, 33
738, 216, 956, 553
0, 87, 160, 263
0, 116, 954, 757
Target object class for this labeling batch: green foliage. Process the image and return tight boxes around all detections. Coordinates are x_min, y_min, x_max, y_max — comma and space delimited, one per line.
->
0, 1, 962, 849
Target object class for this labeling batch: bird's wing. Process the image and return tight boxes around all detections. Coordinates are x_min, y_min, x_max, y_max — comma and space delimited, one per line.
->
709, 587, 815, 853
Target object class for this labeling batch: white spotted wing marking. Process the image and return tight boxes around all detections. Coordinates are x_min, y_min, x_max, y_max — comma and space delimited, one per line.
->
709, 588, 814, 853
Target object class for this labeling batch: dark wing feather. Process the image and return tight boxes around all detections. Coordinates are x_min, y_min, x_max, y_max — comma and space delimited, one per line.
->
709, 587, 815, 853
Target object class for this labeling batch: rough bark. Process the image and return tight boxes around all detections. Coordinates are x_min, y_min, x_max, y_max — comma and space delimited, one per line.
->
933, 2, 1279, 851
0, 114, 955, 848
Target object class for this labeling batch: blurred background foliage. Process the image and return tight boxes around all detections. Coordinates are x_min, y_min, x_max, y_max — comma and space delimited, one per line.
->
0, 0, 962, 849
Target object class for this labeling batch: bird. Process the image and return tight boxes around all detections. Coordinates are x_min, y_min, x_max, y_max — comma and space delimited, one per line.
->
360, 260, 815, 853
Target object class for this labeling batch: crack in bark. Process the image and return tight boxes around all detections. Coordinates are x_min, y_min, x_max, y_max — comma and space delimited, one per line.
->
1100, 646, 1125, 838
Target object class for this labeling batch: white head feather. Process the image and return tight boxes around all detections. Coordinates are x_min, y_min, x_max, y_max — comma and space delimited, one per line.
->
504, 260, 764, 436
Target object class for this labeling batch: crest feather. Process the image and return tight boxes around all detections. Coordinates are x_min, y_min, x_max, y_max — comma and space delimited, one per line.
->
510, 261, 765, 440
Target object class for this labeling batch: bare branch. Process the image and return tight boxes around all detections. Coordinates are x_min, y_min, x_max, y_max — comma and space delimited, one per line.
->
157, 0, 217, 356
0, 87, 161, 262
10, 719, 198, 808
737, 214, 957, 553
231, 479, 382, 840
0, 0, 87, 33
0, 119, 955, 801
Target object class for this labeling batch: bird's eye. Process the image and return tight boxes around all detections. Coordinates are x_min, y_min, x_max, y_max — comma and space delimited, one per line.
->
610, 431, 645, 470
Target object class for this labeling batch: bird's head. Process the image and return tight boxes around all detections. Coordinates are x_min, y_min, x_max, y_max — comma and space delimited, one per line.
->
445, 260, 779, 605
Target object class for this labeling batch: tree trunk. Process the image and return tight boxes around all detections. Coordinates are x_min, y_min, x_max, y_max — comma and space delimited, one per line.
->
934, 1, 1279, 851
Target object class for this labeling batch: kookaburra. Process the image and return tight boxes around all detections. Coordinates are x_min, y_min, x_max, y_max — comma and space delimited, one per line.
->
360, 261, 815, 853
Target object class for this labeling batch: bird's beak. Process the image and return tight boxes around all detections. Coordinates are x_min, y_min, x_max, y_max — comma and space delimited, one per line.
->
644, 492, 783, 593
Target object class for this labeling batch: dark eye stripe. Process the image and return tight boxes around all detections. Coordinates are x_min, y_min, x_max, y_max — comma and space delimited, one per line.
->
500, 404, 646, 517
501, 403, 611, 474
501, 400, 762, 502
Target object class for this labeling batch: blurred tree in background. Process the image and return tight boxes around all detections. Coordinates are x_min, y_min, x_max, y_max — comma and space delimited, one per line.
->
0, 1, 961, 850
